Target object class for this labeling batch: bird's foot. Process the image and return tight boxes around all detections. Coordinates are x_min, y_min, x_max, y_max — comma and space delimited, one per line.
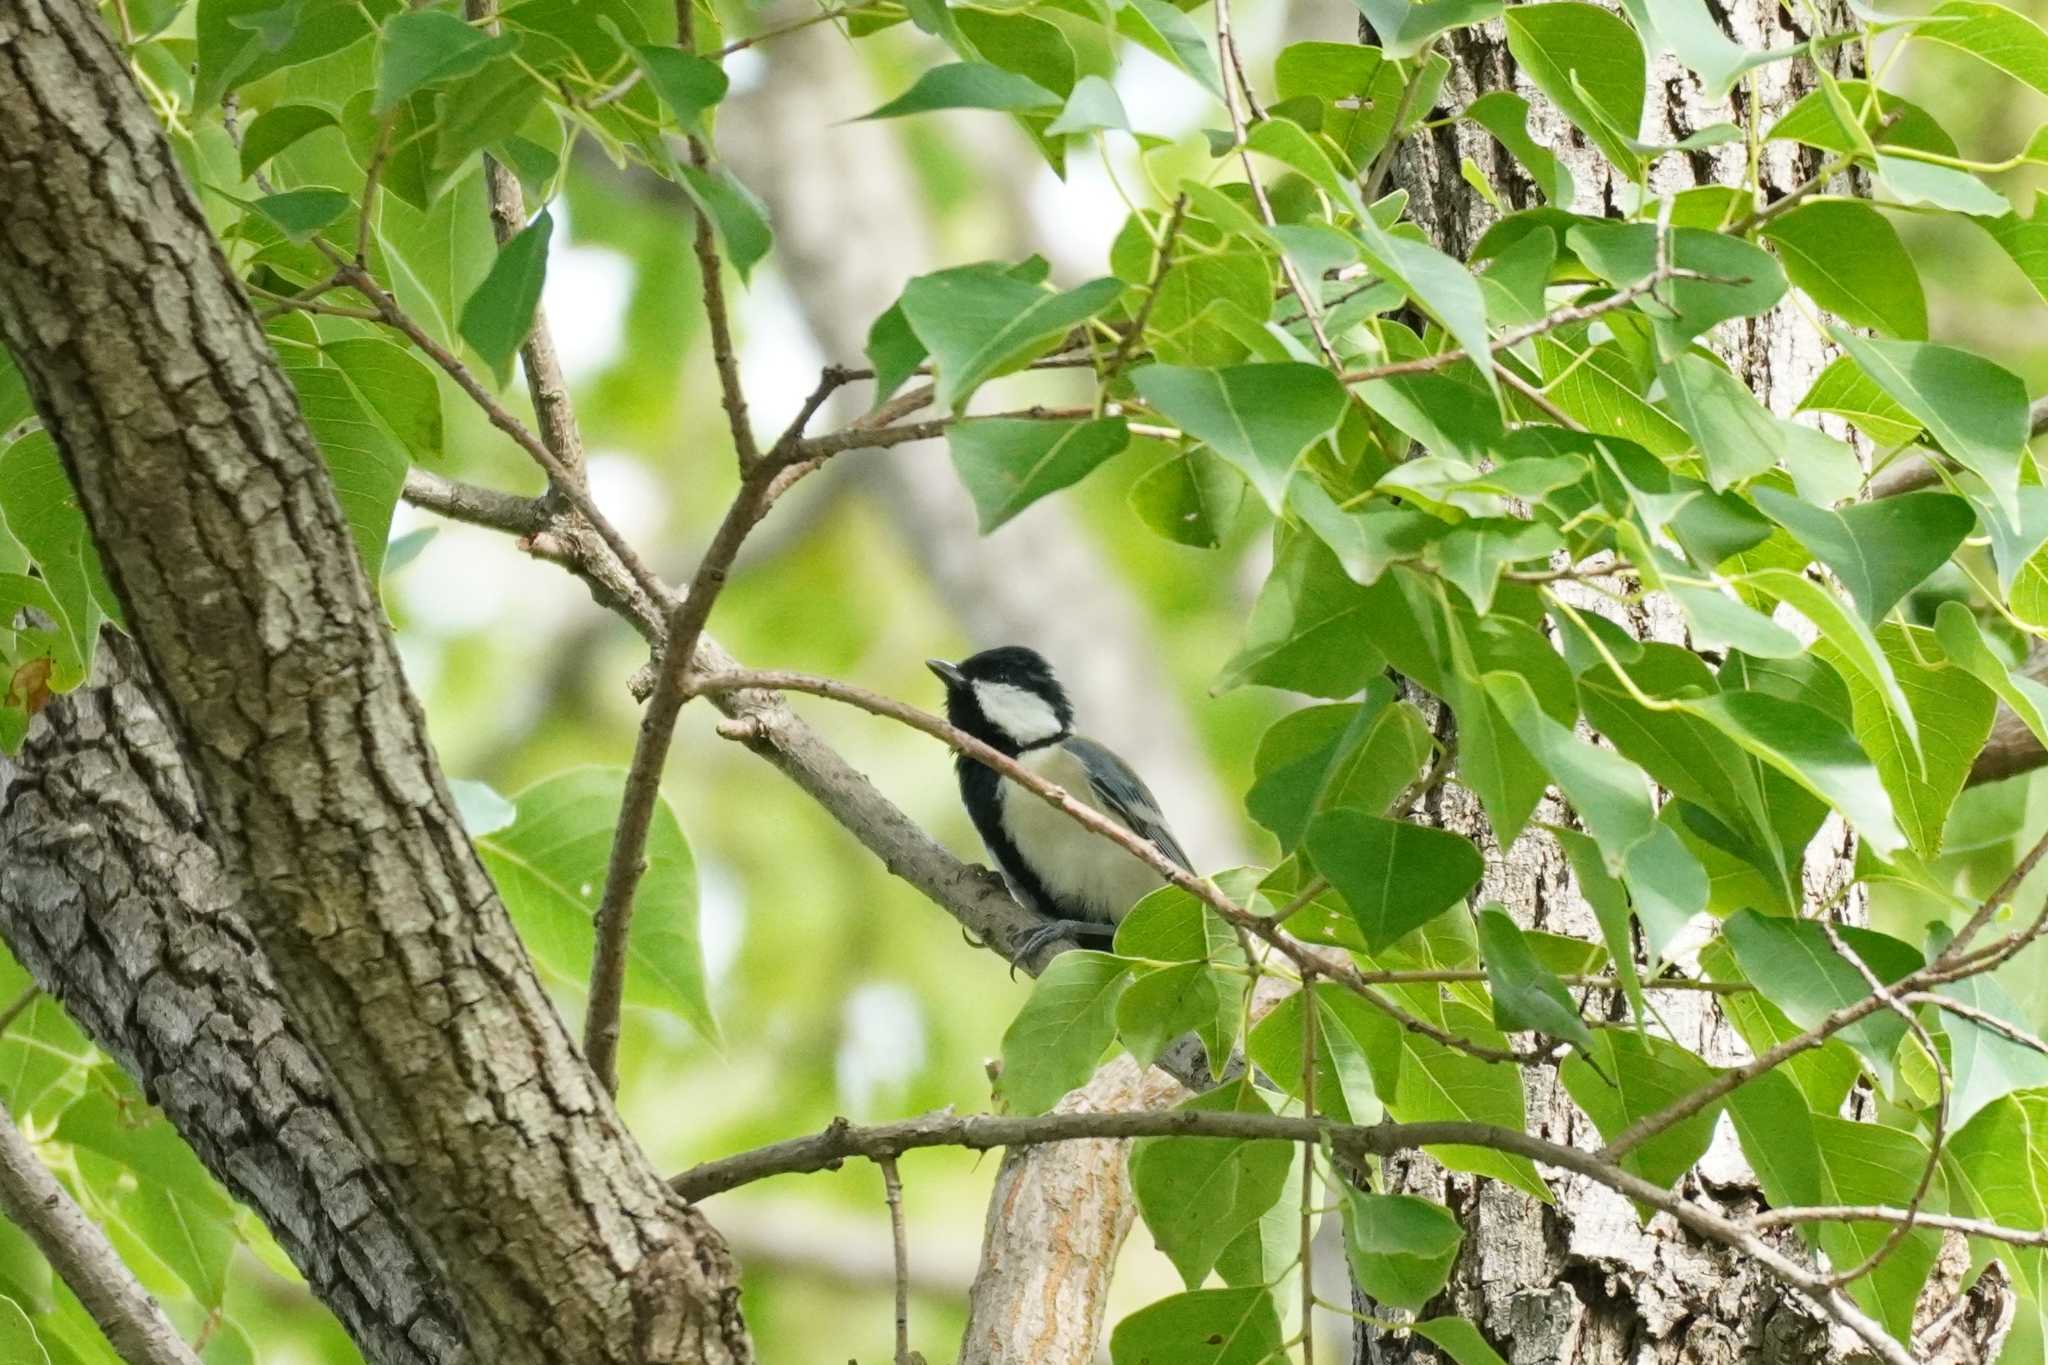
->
1009, 917, 1117, 976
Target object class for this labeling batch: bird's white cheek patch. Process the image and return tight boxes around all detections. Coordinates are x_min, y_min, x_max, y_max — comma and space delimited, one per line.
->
972, 680, 1063, 746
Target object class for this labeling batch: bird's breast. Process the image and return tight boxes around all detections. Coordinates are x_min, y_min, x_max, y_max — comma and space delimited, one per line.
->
998, 745, 1166, 921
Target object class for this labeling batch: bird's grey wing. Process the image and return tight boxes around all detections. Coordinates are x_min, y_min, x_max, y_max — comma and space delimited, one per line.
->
1065, 735, 1195, 872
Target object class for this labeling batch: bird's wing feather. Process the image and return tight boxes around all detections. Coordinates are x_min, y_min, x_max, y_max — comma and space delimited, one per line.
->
1063, 735, 1194, 872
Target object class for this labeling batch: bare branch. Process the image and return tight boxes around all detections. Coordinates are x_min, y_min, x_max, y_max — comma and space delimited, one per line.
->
880, 1156, 913, 1365
0, 1097, 203, 1365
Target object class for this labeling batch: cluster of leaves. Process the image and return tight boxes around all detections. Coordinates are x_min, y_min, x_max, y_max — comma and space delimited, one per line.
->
842, 0, 2048, 1356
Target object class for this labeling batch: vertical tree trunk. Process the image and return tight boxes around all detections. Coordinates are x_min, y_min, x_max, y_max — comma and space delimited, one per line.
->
0, 4, 747, 1360
1359, 7, 2013, 1363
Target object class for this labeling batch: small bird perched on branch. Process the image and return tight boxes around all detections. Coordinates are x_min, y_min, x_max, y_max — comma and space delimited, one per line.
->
927, 646, 1194, 962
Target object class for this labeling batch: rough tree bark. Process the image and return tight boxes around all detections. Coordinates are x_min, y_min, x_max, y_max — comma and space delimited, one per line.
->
0, 3, 746, 1362
0, 635, 464, 1365
1361, 7, 2015, 1364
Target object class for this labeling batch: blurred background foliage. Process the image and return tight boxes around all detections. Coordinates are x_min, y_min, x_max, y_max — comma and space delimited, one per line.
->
9, 0, 2048, 1360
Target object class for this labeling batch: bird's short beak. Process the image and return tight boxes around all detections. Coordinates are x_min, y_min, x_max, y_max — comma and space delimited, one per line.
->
926, 658, 966, 688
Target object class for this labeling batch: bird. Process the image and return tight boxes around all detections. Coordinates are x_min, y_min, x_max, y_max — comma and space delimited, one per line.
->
926, 646, 1194, 963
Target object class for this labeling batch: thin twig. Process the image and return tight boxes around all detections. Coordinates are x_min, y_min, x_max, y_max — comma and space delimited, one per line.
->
0, 1097, 204, 1365
1362, 44, 1434, 204
1102, 194, 1187, 385
1298, 969, 1318, 1365
1214, 0, 1339, 366
1601, 840, 2048, 1161
0, 986, 40, 1037
326, 258, 671, 607
667, 1109, 1912, 1365
1752, 1206, 2048, 1246
1817, 919, 1946, 1289
880, 1156, 913, 1365
687, 669, 1549, 1066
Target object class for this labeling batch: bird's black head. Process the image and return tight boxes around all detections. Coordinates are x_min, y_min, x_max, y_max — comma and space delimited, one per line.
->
926, 646, 1074, 754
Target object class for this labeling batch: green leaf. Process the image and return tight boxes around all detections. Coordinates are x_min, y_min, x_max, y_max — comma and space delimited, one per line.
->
1503, 4, 1646, 177
475, 766, 715, 1045
1486, 671, 1658, 873
994, 950, 1130, 1113
377, 9, 515, 112
322, 337, 443, 459
903, 268, 1120, 412
1353, 217, 1498, 396
948, 418, 1130, 531
1465, 92, 1574, 204
1475, 906, 1596, 1053
1728, 1071, 1940, 1342
860, 61, 1061, 119
1759, 199, 1927, 339
1948, 1096, 2048, 1324
57, 1087, 238, 1308
1561, 1030, 1723, 1191
197, 0, 386, 110
1304, 808, 1483, 951
1426, 519, 1563, 613
1569, 224, 1786, 352
1217, 534, 1389, 698
237, 103, 338, 179
1936, 943, 2048, 1130
1815, 624, 1995, 859
1875, 153, 2010, 216
1797, 355, 1923, 447
458, 209, 552, 386
282, 364, 409, 580
451, 778, 518, 837
623, 43, 727, 132
1722, 909, 1917, 1089
1133, 364, 1347, 512
1109, 1287, 1285, 1365
677, 165, 774, 284
1750, 487, 1974, 626
1132, 1079, 1294, 1288
0, 1298, 47, 1365
1917, 0, 2048, 98
1118, 961, 1233, 1070
250, 187, 351, 243
1114, 0, 1225, 99
1767, 81, 1958, 158
0, 432, 112, 689
1246, 686, 1433, 851
1353, 0, 1500, 57
1616, 0, 1782, 99
1656, 353, 1781, 489
1935, 600, 2048, 754
1047, 74, 1131, 136
1827, 330, 2029, 521
1412, 1319, 1510, 1365
1351, 987, 1552, 1198
1685, 689, 1908, 857
1115, 885, 1245, 965
1739, 567, 1919, 759
1341, 1191, 1464, 1311
1129, 449, 1245, 547
1246, 983, 1382, 1123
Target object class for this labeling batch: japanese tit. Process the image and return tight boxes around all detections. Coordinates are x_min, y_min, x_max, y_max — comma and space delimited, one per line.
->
927, 646, 1193, 962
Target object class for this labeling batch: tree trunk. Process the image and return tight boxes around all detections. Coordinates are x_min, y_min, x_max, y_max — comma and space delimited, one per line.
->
0, 3, 747, 1361
1358, 7, 2014, 1363
0, 634, 464, 1365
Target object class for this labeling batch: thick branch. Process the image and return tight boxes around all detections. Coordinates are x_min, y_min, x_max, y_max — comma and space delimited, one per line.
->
0, 1096, 202, 1365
